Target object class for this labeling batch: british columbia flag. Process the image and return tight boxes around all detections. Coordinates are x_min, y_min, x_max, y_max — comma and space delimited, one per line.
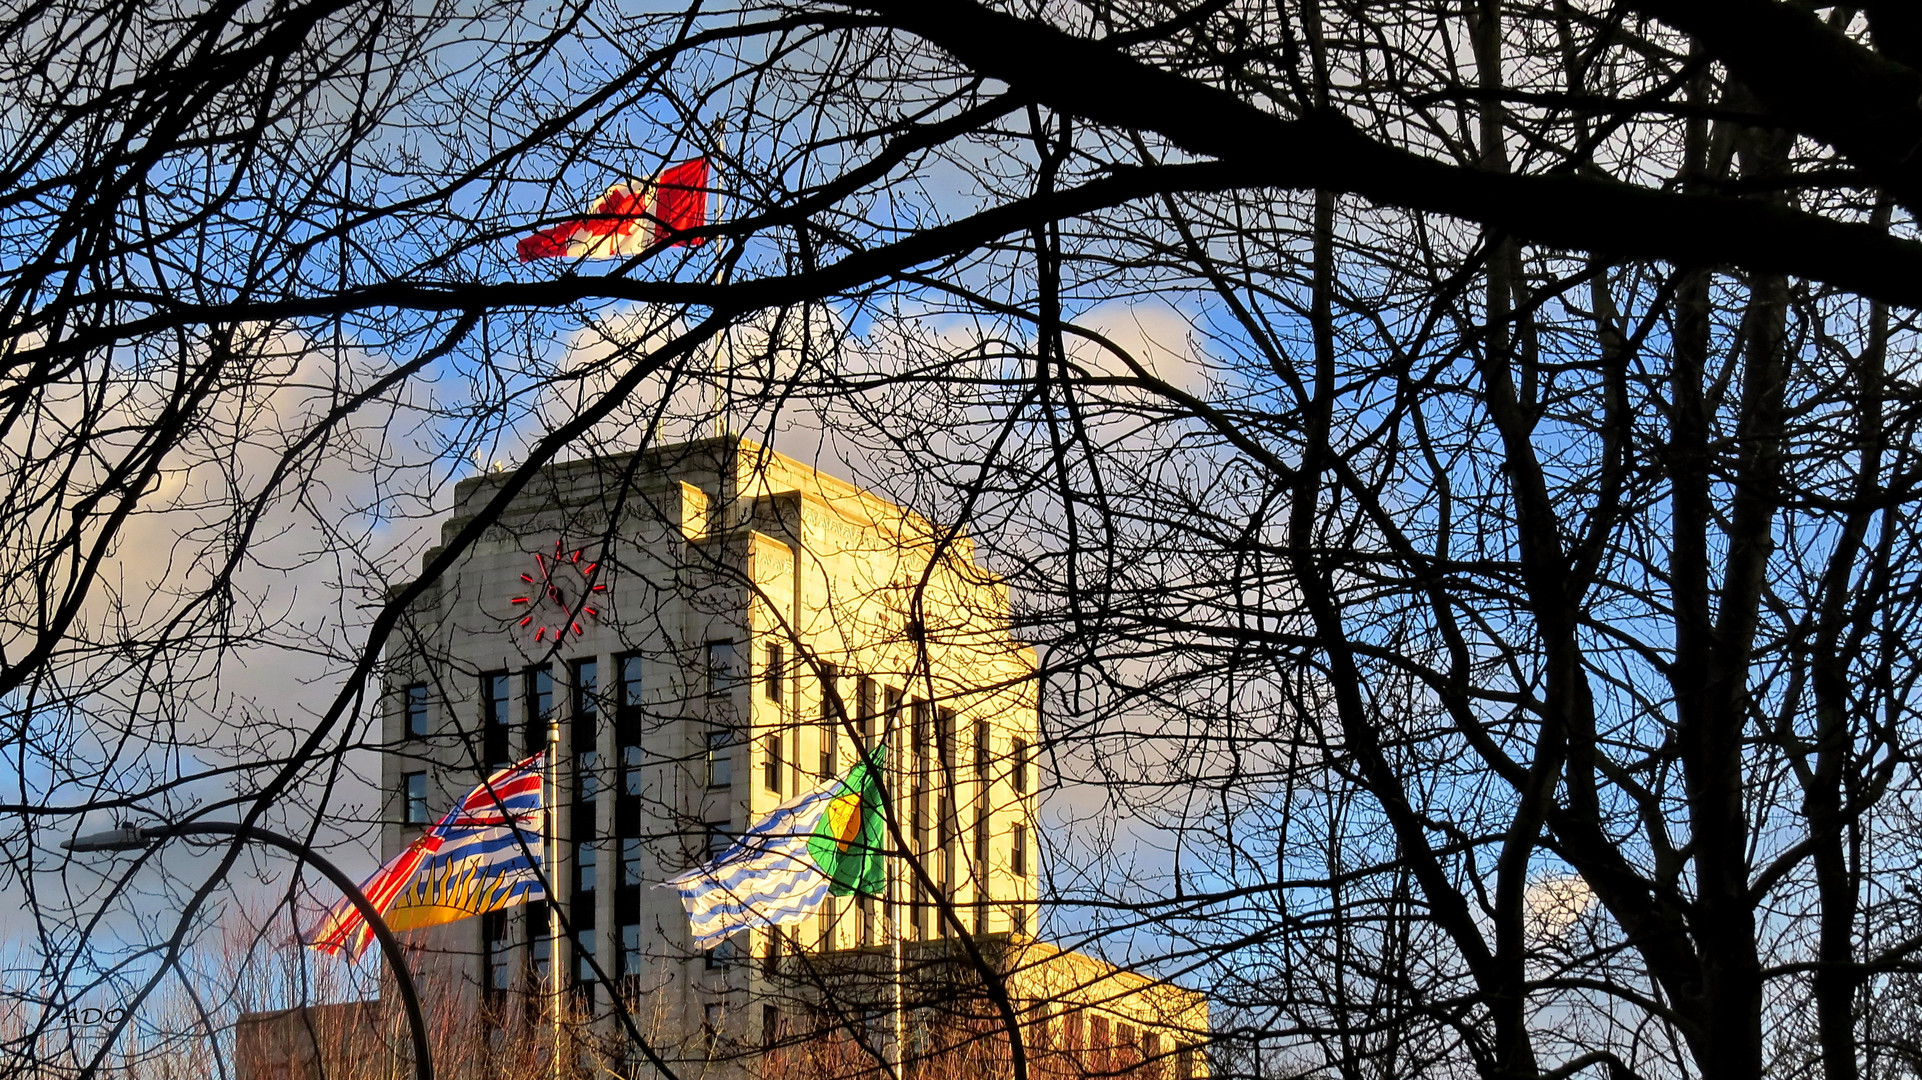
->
307, 754, 546, 960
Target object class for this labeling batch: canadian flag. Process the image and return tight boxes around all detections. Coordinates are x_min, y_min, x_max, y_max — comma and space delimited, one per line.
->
517, 158, 709, 261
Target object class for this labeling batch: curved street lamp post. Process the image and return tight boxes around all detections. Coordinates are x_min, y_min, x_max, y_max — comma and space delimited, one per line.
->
63, 821, 433, 1080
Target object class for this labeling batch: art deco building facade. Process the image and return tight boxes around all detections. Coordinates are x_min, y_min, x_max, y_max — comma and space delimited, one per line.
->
375, 436, 1205, 1076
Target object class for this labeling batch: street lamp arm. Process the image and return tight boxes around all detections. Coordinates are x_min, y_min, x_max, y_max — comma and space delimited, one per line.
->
64, 821, 434, 1080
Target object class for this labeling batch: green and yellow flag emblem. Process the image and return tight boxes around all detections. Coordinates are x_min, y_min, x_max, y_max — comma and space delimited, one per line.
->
807, 747, 887, 896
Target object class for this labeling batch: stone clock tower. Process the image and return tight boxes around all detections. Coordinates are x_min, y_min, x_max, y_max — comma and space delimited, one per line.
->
378, 435, 1044, 1068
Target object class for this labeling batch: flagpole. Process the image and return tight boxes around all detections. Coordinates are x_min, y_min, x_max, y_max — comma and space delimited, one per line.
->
890, 718, 905, 1080
709, 117, 731, 440
547, 721, 563, 1080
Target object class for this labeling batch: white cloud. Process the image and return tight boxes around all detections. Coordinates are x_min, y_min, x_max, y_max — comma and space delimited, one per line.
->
2, 324, 455, 952
1065, 299, 1213, 398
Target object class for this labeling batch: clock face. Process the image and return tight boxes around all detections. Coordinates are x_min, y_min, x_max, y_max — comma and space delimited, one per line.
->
510, 540, 607, 642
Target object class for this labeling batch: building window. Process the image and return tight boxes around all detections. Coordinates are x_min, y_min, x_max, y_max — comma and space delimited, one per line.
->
1009, 903, 1027, 934
974, 719, 991, 779
1012, 823, 1028, 877
483, 910, 511, 1000
482, 672, 510, 767
764, 730, 782, 795
703, 1003, 724, 1054
577, 930, 597, 981
622, 743, 643, 797
912, 783, 928, 860
938, 794, 956, 888
572, 659, 598, 751
886, 685, 905, 732
763, 1004, 782, 1049
705, 936, 735, 970
623, 837, 644, 887
617, 652, 643, 746
818, 663, 840, 776
816, 896, 837, 950
706, 729, 734, 788
577, 930, 598, 1004
531, 911, 552, 984
765, 643, 784, 702
619, 653, 644, 711
912, 699, 931, 758
524, 666, 554, 752
1175, 1044, 1197, 1080
1011, 736, 1029, 793
405, 684, 429, 739
1091, 1016, 1112, 1074
975, 801, 991, 865
576, 841, 597, 896
858, 893, 876, 947
621, 923, 642, 977
706, 823, 735, 862
707, 640, 740, 697
403, 771, 429, 824
576, 750, 601, 802
1033, 1002, 1057, 1050
528, 666, 554, 720
763, 927, 785, 976
937, 707, 956, 773
855, 676, 874, 744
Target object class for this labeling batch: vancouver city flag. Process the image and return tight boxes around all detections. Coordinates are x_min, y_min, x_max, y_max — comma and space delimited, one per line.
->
667, 748, 888, 948
306, 754, 547, 959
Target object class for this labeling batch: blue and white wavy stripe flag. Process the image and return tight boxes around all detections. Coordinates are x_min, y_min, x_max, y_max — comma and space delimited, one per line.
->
663, 776, 848, 947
